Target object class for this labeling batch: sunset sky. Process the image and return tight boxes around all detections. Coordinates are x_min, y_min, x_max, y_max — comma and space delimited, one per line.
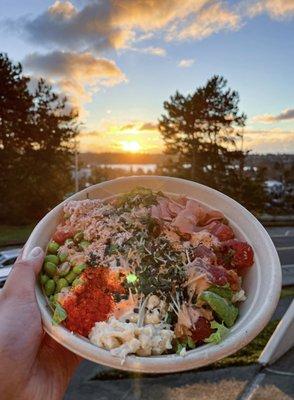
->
1, 0, 294, 154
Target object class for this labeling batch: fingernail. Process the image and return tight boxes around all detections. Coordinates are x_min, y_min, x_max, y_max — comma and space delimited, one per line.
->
27, 247, 44, 259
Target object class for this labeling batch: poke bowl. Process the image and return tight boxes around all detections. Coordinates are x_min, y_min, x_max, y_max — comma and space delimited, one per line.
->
23, 176, 281, 373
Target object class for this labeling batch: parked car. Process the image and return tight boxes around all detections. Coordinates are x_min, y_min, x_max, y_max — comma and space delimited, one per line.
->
0, 248, 21, 287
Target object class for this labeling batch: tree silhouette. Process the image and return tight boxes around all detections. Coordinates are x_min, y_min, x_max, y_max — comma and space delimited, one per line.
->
0, 54, 79, 224
0, 54, 33, 149
159, 75, 246, 183
158, 76, 266, 213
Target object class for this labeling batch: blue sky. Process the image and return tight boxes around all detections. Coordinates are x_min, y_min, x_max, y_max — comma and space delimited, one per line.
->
1, 0, 294, 153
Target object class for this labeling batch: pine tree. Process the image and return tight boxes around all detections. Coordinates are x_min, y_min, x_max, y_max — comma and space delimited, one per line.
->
159, 75, 246, 183
158, 75, 266, 213
0, 54, 79, 224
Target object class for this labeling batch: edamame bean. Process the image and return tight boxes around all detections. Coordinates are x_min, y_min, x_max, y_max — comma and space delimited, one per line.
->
59, 253, 68, 263
72, 277, 84, 287
56, 278, 69, 293
65, 238, 74, 247
49, 294, 59, 305
57, 262, 71, 277
48, 241, 60, 254
44, 262, 57, 277
53, 294, 59, 304
74, 231, 84, 243
45, 254, 59, 265
79, 240, 90, 250
40, 274, 49, 285
65, 271, 77, 284
45, 279, 56, 296
73, 263, 86, 274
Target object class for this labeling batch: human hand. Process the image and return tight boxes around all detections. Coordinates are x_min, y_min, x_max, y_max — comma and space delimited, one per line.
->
0, 247, 81, 400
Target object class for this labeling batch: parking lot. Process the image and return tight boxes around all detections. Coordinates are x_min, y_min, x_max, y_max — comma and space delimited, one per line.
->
266, 227, 294, 286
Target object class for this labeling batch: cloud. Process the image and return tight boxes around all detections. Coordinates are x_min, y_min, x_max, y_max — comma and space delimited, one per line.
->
252, 108, 294, 123
140, 122, 158, 130
136, 32, 154, 42
243, 129, 294, 153
49, 0, 77, 18
80, 127, 294, 154
128, 46, 167, 57
24, 51, 126, 112
120, 123, 136, 130
80, 120, 163, 153
21, 0, 134, 52
16, 0, 242, 53
6, 0, 294, 61
120, 121, 158, 131
141, 46, 167, 57
178, 58, 194, 68
247, 0, 294, 19
167, 2, 240, 41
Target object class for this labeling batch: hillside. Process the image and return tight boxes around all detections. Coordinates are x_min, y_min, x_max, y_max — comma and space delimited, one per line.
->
79, 152, 170, 165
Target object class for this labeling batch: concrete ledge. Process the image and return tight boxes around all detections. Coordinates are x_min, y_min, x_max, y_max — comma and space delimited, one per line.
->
259, 215, 294, 227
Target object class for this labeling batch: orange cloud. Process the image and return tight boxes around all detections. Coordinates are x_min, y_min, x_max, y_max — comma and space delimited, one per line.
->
8, 0, 294, 57
168, 2, 240, 41
80, 129, 294, 154
49, 1, 77, 18
247, 0, 294, 19
79, 120, 162, 153
140, 122, 158, 130
24, 51, 126, 112
252, 108, 294, 123
20, 0, 242, 52
243, 129, 294, 153
79, 124, 294, 154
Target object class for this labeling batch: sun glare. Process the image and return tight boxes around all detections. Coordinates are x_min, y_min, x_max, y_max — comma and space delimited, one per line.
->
122, 140, 141, 153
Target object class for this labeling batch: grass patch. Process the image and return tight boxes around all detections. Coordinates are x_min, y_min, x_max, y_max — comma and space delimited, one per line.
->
0, 225, 34, 247
211, 320, 279, 368
280, 286, 294, 299
212, 287, 292, 368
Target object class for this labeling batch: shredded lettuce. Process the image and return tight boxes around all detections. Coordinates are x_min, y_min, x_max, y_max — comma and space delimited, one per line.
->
176, 342, 186, 355
187, 336, 196, 349
52, 303, 67, 325
175, 336, 196, 354
205, 321, 229, 344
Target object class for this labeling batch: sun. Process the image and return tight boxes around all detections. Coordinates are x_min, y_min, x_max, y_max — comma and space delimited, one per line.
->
122, 140, 141, 153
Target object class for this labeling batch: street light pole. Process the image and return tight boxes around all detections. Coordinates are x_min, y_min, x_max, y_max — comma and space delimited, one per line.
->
74, 138, 79, 193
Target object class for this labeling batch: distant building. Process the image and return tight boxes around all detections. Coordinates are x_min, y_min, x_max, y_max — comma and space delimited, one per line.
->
71, 166, 92, 180
286, 183, 294, 196
265, 180, 284, 197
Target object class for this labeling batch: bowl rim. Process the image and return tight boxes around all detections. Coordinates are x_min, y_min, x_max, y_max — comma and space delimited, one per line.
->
24, 176, 282, 373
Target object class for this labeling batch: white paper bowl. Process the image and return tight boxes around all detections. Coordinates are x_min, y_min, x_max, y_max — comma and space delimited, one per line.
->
24, 176, 281, 373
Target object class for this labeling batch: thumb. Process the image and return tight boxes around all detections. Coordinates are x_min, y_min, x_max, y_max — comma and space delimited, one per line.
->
3, 247, 44, 301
